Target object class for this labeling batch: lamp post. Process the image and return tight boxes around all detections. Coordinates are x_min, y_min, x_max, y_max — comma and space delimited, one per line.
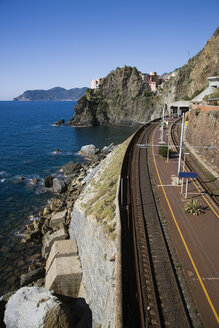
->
160, 106, 165, 144
177, 112, 185, 183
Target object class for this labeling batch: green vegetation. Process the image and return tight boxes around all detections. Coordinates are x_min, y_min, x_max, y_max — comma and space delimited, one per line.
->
184, 199, 204, 216
191, 87, 205, 99
142, 90, 155, 107
96, 100, 109, 115
212, 71, 219, 76
195, 108, 201, 116
158, 145, 168, 158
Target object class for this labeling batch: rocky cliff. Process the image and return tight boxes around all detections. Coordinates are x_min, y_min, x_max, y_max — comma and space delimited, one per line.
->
14, 87, 87, 101
161, 27, 219, 102
69, 66, 160, 126
69, 28, 219, 126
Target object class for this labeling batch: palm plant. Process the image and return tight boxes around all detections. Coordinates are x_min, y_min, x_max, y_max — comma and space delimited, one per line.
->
184, 199, 203, 216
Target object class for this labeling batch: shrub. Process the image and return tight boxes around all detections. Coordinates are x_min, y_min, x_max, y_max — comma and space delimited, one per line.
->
195, 108, 201, 116
184, 199, 203, 216
158, 145, 168, 158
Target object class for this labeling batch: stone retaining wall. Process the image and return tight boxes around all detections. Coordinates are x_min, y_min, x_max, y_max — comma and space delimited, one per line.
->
69, 206, 116, 328
186, 108, 219, 173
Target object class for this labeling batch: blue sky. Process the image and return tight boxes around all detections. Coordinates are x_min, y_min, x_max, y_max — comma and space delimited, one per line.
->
0, 0, 218, 100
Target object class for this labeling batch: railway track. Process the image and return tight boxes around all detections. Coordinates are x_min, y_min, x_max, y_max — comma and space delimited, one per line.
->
119, 121, 191, 327
171, 118, 219, 207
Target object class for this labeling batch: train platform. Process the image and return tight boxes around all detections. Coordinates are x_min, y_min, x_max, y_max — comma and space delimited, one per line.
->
148, 122, 219, 327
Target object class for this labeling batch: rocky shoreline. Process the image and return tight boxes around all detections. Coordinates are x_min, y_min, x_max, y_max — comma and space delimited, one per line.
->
0, 143, 115, 327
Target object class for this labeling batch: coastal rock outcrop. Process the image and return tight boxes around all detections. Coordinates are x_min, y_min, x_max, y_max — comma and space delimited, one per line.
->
69, 66, 157, 126
55, 119, 65, 126
68, 28, 219, 126
4, 287, 71, 328
8, 143, 118, 327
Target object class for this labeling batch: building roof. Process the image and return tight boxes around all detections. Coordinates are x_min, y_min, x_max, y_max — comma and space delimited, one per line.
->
170, 100, 190, 108
207, 76, 219, 81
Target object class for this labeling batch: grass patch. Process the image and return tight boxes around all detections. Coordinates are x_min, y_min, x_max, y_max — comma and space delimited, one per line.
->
158, 145, 168, 158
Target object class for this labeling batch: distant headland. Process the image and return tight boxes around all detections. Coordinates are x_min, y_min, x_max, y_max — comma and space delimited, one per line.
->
14, 87, 87, 101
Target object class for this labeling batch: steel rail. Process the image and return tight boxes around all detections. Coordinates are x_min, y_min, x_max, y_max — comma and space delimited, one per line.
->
119, 120, 191, 327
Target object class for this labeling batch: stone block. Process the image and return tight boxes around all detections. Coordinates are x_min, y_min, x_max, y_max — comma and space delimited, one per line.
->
49, 210, 67, 229
46, 239, 77, 273
45, 256, 82, 298
20, 267, 45, 287
42, 229, 68, 258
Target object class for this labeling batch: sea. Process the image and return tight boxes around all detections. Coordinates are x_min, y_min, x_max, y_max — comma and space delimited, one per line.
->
0, 101, 137, 295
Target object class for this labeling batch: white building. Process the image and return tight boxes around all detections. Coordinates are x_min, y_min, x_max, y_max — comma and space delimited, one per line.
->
91, 78, 102, 89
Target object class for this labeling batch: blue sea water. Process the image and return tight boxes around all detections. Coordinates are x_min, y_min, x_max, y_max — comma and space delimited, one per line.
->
0, 101, 137, 294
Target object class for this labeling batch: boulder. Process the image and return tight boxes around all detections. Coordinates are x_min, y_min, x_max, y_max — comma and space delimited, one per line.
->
41, 219, 52, 236
52, 178, 67, 194
44, 176, 54, 188
61, 162, 81, 176
4, 287, 71, 328
80, 144, 99, 157
42, 206, 52, 216
49, 210, 67, 230
49, 198, 66, 212
22, 230, 41, 242
0, 292, 14, 328
31, 178, 40, 184
55, 119, 65, 126
63, 177, 72, 186
20, 267, 45, 287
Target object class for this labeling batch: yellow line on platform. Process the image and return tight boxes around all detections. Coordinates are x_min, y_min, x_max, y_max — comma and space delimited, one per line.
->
151, 128, 219, 324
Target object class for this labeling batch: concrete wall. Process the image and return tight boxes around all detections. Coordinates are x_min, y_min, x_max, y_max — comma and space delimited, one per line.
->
69, 206, 117, 327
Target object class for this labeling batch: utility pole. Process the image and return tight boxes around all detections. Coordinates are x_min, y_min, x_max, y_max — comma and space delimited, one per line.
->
160, 106, 165, 144
166, 132, 170, 162
177, 112, 185, 183
181, 152, 189, 193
